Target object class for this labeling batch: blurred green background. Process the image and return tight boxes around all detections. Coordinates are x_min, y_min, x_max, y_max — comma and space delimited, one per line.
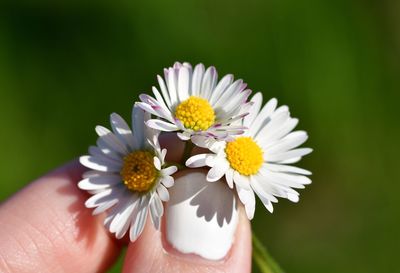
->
0, 0, 399, 272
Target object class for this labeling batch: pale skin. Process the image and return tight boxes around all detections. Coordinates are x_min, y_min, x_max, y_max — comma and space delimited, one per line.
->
0, 135, 252, 273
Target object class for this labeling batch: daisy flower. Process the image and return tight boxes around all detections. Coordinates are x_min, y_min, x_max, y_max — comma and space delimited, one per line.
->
79, 106, 177, 241
186, 92, 312, 219
136, 62, 252, 141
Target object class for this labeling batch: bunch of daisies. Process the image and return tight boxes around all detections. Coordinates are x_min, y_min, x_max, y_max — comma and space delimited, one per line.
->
79, 62, 312, 241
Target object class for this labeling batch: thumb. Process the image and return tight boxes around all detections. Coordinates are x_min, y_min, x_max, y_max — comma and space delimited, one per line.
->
122, 169, 252, 273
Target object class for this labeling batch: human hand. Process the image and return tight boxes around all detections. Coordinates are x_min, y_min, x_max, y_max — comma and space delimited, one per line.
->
0, 136, 251, 273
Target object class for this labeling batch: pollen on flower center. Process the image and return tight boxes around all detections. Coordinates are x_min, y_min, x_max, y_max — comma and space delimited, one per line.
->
174, 96, 215, 131
225, 137, 263, 176
120, 150, 157, 192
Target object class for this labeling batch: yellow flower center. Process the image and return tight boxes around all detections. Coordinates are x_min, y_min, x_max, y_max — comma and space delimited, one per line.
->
174, 96, 215, 131
120, 150, 158, 192
225, 137, 264, 176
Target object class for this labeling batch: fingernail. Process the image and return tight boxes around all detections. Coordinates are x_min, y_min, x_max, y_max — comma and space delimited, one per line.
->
165, 169, 239, 260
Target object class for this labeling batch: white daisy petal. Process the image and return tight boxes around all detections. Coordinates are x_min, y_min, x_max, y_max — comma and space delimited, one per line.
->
253, 186, 274, 213
252, 174, 289, 199
150, 205, 160, 230
116, 202, 140, 239
210, 141, 227, 154
95, 139, 116, 158
135, 101, 167, 120
153, 105, 175, 123
110, 113, 137, 150
157, 75, 172, 109
263, 169, 311, 187
255, 110, 289, 139
233, 171, 251, 190
236, 185, 251, 205
278, 157, 302, 164
78, 174, 121, 190
146, 135, 161, 156
167, 67, 178, 107
146, 127, 160, 151
250, 175, 279, 203
161, 175, 174, 188
264, 131, 308, 154
161, 148, 167, 164
161, 165, 177, 176
190, 135, 215, 149
132, 107, 146, 148
110, 197, 136, 234
186, 154, 209, 168
173, 61, 182, 69
149, 194, 163, 230
152, 86, 170, 113
258, 118, 299, 146
236, 185, 256, 220
115, 210, 135, 238
210, 125, 247, 132
149, 202, 160, 230
225, 168, 234, 189
213, 79, 243, 113
95, 126, 129, 155
191, 63, 205, 97
178, 66, 190, 101
181, 62, 193, 81
210, 74, 233, 106
92, 199, 119, 215
138, 94, 166, 113
238, 101, 254, 118
205, 154, 219, 167
250, 98, 277, 137
251, 178, 275, 213
182, 62, 193, 71
264, 163, 312, 175
266, 148, 313, 162
146, 119, 179, 132
130, 196, 149, 242
206, 159, 230, 182
177, 132, 191, 140
89, 145, 122, 162
222, 89, 251, 116
276, 184, 300, 199
287, 193, 300, 203
82, 170, 104, 178
201, 66, 217, 100
153, 156, 161, 170
80, 155, 122, 172
152, 194, 164, 217
156, 184, 170, 202
243, 92, 263, 127
85, 186, 123, 208
104, 196, 129, 228
87, 189, 105, 195
88, 145, 105, 158
217, 112, 249, 126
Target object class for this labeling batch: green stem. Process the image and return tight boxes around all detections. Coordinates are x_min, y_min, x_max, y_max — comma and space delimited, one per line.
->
252, 233, 285, 273
181, 140, 194, 164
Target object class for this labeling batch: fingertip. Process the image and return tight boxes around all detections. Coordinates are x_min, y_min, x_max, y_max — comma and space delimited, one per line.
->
0, 160, 122, 273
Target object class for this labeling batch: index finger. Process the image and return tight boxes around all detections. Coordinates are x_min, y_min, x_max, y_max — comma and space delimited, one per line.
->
0, 160, 121, 273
